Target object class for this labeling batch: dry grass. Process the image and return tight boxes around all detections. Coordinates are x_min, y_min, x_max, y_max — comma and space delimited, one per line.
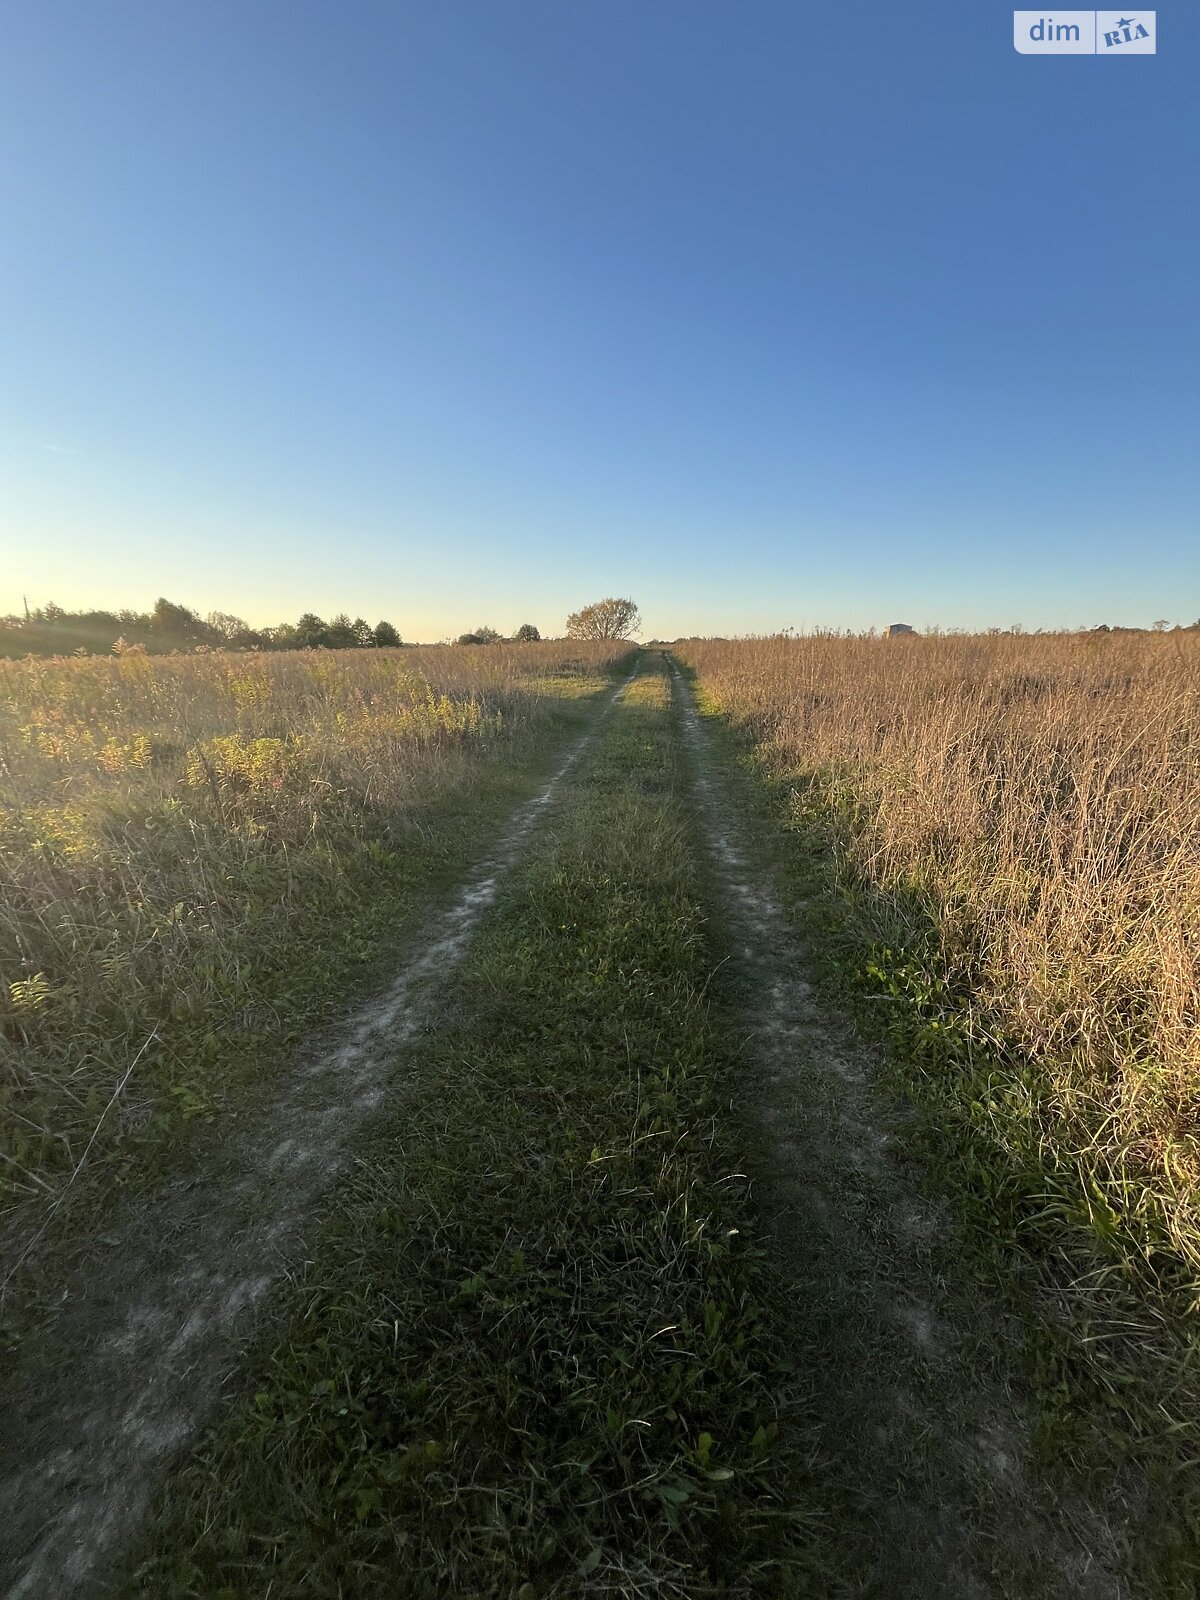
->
676, 630, 1200, 1297
0, 641, 627, 1231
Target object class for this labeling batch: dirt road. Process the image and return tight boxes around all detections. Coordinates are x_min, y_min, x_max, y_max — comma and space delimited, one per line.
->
1, 655, 1133, 1598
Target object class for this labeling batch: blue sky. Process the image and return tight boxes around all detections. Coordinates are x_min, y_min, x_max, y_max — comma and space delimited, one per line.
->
2, 1, 1196, 639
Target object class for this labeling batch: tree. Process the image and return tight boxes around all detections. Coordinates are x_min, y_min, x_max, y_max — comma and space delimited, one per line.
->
325, 613, 358, 649
150, 596, 204, 643
565, 597, 640, 640
513, 623, 541, 643
352, 617, 374, 647
458, 625, 501, 645
373, 620, 402, 648
206, 610, 249, 641
295, 613, 328, 648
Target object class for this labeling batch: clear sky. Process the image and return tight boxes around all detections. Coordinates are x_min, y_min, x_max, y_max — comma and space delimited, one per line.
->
2, 1, 1196, 639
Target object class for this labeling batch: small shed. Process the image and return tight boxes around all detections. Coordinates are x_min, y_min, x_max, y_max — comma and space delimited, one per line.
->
885, 622, 916, 638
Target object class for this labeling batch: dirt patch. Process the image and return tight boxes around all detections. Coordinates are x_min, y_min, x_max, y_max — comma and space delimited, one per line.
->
667, 659, 1130, 1600
0, 671, 638, 1600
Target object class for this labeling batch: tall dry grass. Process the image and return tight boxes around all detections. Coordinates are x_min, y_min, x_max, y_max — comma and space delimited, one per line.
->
677, 630, 1200, 1296
0, 641, 627, 1230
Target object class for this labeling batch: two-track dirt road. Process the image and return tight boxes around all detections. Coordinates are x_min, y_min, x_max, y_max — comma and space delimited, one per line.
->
1, 653, 1129, 1598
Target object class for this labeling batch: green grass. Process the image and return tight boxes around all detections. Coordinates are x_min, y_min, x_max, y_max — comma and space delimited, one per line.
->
677, 659, 1200, 1597
116, 660, 821, 1598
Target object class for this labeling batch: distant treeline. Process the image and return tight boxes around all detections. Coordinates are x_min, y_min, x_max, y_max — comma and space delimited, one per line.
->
0, 599, 404, 659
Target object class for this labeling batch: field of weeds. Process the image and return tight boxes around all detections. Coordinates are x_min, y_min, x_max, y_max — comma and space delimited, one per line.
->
677, 631, 1200, 1316
0, 641, 628, 1239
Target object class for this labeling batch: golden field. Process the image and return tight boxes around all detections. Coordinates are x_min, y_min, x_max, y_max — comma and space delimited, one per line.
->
678, 630, 1200, 1299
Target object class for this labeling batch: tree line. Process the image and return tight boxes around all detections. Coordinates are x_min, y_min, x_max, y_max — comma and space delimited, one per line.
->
0, 599, 403, 660
1, 595, 641, 659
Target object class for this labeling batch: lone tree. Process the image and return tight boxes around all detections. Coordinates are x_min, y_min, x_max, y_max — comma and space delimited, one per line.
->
513, 622, 541, 643
565, 597, 640, 641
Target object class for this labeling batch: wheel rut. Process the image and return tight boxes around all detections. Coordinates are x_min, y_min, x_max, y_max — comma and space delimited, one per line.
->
666, 656, 1129, 1600
0, 667, 641, 1600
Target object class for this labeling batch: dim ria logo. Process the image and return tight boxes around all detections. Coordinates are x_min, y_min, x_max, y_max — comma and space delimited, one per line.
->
1013, 10, 1156, 52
